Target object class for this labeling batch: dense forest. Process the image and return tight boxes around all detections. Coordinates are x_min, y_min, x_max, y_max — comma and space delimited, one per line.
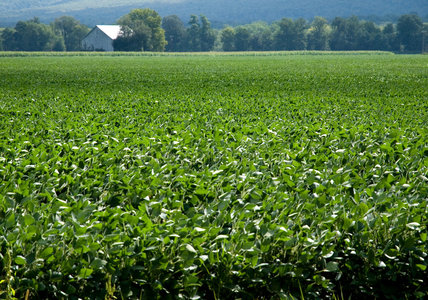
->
1, 0, 427, 27
0, 10, 426, 53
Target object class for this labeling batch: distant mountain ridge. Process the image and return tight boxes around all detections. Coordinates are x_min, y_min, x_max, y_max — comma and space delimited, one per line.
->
0, 0, 427, 27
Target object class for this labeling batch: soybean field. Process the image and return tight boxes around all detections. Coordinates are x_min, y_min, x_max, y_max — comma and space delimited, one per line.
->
0, 53, 427, 299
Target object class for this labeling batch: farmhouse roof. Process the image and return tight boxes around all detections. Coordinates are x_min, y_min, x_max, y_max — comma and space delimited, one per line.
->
95, 25, 122, 40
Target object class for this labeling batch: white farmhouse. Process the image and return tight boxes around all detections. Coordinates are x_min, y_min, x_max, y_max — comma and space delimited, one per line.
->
81, 25, 122, 52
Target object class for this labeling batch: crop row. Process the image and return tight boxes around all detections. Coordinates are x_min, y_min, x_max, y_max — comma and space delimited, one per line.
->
0, 50, 395, 57
0, 54, 427, 299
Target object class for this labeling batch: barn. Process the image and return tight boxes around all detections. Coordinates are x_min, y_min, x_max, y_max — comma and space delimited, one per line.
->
81, 25, 122, 52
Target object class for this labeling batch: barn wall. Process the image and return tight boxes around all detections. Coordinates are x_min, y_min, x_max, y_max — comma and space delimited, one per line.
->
81, 28, 114, 52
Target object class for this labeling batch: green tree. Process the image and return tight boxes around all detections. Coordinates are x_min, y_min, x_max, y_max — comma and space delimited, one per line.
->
162, 15, 186, 52
186, 15, 201, 51
1, 28, 16, 50
423, 23, 428, 53
0, 29, 4, 51
2, 18, 58, 51
330, 16, 362, 50
397, 14, 423, 52
51, 35, 66, 51
52, 16, 89, 51
183, 15, 216, 52
0, 28, 3, 51
234, 26, 251, 51
115, 8, 166, 51
114, 26, 146, 51
221, 26, 235, 51
382, 23, 399, 51
357, 21, 385, 50
200, 15, 215, 51
273, 18, 293, 50
246, 22, 274, 51
307, 17, 330, 50
274, 18, 307, 50
293, 18, 308, 49
330, 17, 396, 51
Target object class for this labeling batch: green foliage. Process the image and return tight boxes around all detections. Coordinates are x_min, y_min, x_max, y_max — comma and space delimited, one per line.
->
216, 15, 410, 52
1, 18, 59, 51
52, 16, 89, 51
115, 8, 166, 52
199, 16, 215, 51
0, 28, 3, 51
234, 26, 251, 51
162, 15, 187, 52
381, 23, 400, 52
397, 14, 423, 52
0, 54, 427, 299
220, 27, 235, 51
186, 15, 201, 51
328, 16, 401, 51
183, 15, 215, 52
0, 16, 87, 52
274, 18, 308, 50
220, 21, 275, 52
330, 16, 363, 50
1, 13, 423, 53
1, 0, 427, 29
307, 17, 330, 50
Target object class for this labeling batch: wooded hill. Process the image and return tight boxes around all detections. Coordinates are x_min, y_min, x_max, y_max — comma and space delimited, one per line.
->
1, 0, 427, 27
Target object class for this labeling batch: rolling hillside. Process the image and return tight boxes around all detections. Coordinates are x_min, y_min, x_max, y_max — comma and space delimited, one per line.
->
0, 0, 427, 27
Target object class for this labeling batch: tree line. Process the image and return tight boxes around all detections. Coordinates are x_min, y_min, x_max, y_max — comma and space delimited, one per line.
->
0, 16, 89, 51
0, 9, 426, 53
165, 13, 426, 53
